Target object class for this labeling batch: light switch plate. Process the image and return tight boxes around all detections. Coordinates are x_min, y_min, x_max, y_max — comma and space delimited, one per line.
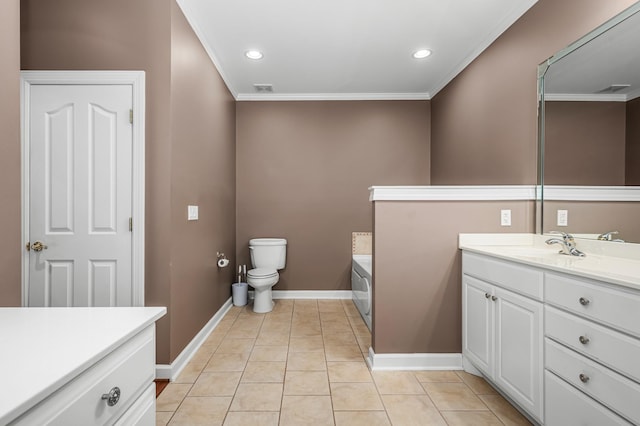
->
557, 209, 568, 227
187, 205, 199, 221
500, 209, 511, 226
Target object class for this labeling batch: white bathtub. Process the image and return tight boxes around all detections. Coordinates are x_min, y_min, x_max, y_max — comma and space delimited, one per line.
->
351, 255, 372, 331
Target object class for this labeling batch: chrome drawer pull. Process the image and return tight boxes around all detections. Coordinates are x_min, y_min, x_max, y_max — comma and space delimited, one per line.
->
579, 297, 590, 306
579, 373, 590, 383
579, 335, 590, 345
485, 293, 491, 299
101, 387, 121, 406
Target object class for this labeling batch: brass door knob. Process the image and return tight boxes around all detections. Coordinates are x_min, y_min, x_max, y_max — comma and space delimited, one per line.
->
30, 241, 48, 252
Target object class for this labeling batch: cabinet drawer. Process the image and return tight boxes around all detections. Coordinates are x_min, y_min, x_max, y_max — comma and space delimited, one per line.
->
545, 371, 631, 426
13, 326, 155, 426
463, 252, 543, 301
546, 306, 640, 382
114, 383, 156, 426
545, 338, 640, 424
545, 272, 640, 337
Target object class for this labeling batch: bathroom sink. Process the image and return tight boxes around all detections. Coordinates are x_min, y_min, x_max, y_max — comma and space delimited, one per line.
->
480, 245, 561, 259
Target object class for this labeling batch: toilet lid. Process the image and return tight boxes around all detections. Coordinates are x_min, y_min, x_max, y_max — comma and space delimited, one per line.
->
247, 268, 278, 278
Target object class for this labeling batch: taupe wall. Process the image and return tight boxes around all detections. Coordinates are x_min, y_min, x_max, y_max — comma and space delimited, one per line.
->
543, 201, 640, 243
0, 0, 21, 307
431, 0, 637, 185
20, 0, 235, 364
545, 101, 626, 185
373, 201, 534, 353
371, 0, 637, 355
168, 2, 236, 361
627, 97, 640, 185
236, 101, 430, 291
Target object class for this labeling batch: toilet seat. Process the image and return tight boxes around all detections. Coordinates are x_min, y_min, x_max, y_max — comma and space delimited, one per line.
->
247, 268, 278, 279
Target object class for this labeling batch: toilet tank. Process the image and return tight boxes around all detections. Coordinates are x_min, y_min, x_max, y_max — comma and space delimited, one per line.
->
249, 238, 287, 269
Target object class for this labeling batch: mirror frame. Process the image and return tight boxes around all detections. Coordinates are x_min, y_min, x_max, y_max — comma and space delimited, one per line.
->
536, 2, 640, 236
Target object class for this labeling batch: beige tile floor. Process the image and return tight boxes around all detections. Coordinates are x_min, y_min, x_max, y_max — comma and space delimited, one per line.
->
156, 299, 532, 426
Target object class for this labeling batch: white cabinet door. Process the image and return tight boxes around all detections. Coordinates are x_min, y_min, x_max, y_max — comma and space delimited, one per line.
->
494, 287, 543, 421
462, 275, 494, 377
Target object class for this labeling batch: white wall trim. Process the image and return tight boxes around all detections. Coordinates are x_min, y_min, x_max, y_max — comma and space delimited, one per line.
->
20, 70, 146, 307
369, 185, 537, 202
544, 185, 640, 202
366, 347, 463, 371
247, 290, 353, 300
156, 297, 233, 381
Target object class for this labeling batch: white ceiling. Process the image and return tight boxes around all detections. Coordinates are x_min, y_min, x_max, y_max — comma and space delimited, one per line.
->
177, 0, 538, 101
543, 5, 640, 101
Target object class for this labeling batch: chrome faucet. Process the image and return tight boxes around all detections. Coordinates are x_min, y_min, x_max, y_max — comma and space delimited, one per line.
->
545, 232, 586, 257
597, 231, 624, 242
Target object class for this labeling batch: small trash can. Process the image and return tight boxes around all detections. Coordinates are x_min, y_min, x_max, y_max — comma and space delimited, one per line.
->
232, 282, 248, 306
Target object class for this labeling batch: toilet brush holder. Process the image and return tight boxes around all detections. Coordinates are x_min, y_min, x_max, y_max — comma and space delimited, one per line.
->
232, 282, 248, 306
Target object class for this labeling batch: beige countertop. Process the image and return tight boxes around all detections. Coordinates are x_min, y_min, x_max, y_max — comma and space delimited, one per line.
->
459, 233, 640, 290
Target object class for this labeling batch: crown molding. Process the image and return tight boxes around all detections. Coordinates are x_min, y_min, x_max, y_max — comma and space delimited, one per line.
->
236, 92, 432, 101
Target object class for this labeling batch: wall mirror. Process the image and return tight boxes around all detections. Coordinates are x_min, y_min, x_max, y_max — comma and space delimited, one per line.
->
538, 2, 640, 243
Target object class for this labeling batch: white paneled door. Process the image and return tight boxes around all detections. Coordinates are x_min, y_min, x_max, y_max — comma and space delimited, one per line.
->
27, 84, 134, 307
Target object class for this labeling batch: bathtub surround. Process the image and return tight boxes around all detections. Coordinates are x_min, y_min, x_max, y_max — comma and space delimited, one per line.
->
0, 0, 21, 307
352, 232, 373, 255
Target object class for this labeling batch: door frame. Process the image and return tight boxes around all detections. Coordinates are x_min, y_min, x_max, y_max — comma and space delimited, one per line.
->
20, 70, 146, 307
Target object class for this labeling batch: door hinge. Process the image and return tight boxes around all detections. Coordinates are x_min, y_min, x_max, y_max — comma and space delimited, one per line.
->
129, 109, 133, 124
129, 217, 133, 232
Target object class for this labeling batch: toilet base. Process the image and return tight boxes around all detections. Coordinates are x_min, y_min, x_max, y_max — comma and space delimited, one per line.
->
252, 286, 275, 313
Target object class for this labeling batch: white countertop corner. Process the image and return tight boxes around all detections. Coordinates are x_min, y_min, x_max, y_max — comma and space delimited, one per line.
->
0, 306, 166, 425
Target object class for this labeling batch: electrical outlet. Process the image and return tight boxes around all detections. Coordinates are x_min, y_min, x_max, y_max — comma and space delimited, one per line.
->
187, 205, 199, 221
500, 209, 512, 226
557, 209, 568, 227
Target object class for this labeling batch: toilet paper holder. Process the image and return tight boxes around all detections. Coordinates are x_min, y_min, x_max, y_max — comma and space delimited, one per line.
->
216, 252, 230, 268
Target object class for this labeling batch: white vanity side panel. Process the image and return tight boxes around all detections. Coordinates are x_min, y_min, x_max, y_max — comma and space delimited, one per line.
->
463, 252, 543, 301
545, 272, 640, 338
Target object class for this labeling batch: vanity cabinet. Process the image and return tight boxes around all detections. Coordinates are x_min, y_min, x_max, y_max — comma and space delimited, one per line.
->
544, 273, 640, 425
462, 252, 544, 423
462, 247, 640, 425
0, 307, 166, 426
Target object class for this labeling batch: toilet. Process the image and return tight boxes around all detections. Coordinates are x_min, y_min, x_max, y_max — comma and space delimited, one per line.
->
247, 238, 287, 313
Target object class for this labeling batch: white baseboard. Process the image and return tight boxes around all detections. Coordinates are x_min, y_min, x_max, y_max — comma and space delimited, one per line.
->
366, 347, 463, 371
155, 297, 233, 381
248, 290, 353, 299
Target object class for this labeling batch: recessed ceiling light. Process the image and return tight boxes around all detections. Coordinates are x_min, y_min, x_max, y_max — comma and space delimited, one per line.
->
412, 49, 432, 59
245, 50, 263, 60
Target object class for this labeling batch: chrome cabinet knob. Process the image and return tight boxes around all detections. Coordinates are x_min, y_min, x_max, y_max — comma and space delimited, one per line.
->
579, 297, 590, 306
101, 387, 121, 406
579, 373, 590, 383
579, 335, 590, 345
485, 293, 491, 299
491, 296, 498, 301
